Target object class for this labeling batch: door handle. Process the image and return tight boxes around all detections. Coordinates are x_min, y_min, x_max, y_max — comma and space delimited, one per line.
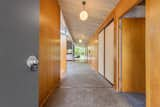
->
26, 56, 39, 72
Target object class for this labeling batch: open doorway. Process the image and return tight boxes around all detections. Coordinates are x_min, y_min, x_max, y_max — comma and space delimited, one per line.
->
118, 1, 146, 107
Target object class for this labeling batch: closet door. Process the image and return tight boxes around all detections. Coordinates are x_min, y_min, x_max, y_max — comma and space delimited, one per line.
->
105, 22, 114, 84
98, 30, 104, 76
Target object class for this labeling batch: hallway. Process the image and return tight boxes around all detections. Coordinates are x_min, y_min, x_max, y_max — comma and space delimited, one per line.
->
45, 62, 132, 107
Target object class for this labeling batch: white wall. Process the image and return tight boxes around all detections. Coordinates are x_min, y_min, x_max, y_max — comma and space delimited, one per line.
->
105, 22, 114, 84
98, 30, 105, 76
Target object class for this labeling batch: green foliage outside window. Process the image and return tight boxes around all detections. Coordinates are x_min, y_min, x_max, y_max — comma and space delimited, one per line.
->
74, 46, 86, 57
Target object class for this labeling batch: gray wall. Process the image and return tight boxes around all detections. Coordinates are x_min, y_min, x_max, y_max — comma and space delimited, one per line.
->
123, 6, 145, 18
0, 0, 39, 107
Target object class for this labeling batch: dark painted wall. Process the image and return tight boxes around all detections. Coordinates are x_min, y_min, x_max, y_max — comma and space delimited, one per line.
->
0, 0, 39, 107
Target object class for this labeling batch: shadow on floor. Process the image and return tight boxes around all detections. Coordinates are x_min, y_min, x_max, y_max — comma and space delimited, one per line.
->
119, 93, 145, 107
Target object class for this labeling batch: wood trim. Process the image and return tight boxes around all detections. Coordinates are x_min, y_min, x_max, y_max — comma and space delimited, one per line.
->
146, 0, 160, 106
114, 18, 119, 90
104, 28, 105, 77
89, 0, 142, 91
95, 11, 115, 36
94, 0, 141, 36
39, 82, 59, 107
146, 1, 151, 106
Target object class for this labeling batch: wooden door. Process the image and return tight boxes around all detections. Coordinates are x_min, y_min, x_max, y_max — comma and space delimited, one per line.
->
122, 18, 145, 93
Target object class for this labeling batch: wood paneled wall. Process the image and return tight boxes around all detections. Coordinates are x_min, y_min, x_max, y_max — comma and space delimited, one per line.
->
88, 0, 142, 90
146, 0, 160, 106
122, 18, 145, 93
87, 0, 160, 106
39, 0, 60, 106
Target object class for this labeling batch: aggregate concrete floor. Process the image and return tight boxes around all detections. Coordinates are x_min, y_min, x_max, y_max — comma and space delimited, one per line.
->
45, 62, 133, 107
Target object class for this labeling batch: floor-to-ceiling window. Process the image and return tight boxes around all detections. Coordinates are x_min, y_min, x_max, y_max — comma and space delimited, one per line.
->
74, 45, 87, 62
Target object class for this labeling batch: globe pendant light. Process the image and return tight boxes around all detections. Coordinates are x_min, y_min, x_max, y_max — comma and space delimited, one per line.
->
80, 1, 88, 21
79, 39, 82, 43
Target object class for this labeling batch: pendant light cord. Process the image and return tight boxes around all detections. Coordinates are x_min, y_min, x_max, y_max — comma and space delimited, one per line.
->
82, 1, 86, 10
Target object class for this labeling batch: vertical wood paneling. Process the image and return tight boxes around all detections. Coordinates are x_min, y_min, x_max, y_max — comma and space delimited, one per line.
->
122, 18, 145, 93
39, 0, 60, 106
89, 0, 141, 90
146, 0, 160, 106
88, 0, 160, 106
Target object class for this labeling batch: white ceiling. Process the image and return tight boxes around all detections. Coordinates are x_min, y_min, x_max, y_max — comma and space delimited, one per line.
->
58, 0, 119, 45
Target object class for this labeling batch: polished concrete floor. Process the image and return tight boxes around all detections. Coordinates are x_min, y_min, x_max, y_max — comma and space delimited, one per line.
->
120, 93, 145, 107
45, 62, 133, 107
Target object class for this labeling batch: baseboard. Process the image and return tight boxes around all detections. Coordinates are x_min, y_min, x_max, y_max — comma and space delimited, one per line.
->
97, 72, 114, 87
39, 82, 60, 107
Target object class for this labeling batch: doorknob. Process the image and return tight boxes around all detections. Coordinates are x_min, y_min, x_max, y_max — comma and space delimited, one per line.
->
26, 56, 39, 72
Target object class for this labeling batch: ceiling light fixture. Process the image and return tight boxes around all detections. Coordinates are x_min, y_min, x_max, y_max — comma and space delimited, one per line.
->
79, 39, 82, 43
80, 1, 88, 21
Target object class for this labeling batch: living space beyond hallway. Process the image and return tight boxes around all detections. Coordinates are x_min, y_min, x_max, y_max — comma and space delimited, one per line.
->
45, 62, 144, 107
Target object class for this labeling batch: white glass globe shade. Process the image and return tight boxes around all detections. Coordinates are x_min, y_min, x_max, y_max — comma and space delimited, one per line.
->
80, 10, 88, 21
79, 39, 82, 43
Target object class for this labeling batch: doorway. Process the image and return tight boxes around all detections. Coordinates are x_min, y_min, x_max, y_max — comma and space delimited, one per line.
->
118, 2, 146, 107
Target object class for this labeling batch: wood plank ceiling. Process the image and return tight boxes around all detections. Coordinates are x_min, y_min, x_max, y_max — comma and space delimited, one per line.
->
58, 0, 119, 45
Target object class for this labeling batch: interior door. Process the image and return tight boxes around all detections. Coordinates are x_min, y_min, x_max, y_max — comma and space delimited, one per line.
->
98, 30, 105, 76
105, 22, 114, 84
122, 18, 145, 93
0, 0, 39, 107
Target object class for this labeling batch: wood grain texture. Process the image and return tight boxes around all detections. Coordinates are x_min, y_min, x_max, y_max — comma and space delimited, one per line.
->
146, 0, 160, 106
122, 18, 145, 93
39, 0, 60, 106
94, 0, 141, 36
89, 0, 142, 91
